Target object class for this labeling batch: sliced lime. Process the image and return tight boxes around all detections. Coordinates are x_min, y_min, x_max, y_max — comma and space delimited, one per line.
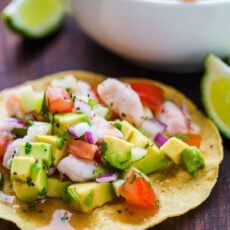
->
2, 0, 65, 38
201, 54, 230, 138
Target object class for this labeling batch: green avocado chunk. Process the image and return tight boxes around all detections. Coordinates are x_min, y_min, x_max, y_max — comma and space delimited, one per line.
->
53, 113, 88, 136
18, 142, 52, 167
131, 145, 170, 175
67, 182, 114, 212
11, 156, 36, 182
47, 177, 72, 199
121, 120, 151, 148
35, 135, 67, 166
102, 135, 134, 170
13, 161, 47, 202
181, 147, 205, 175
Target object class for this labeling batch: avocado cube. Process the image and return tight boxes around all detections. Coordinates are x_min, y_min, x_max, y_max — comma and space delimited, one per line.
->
18, 142, 52, 167
181, 147, 205, 175
11, 156, 36, 182
102, 135, 134, 170
160, 137, 189, 164
121, 121, 151, 148
53, 113, 88, 136
18, 86, 44, 114
12, 162, 47, 202
132, 145, 170, 174
35, 135, 67, 166
67, 182, 114, 212
13, 180, 40, 202
47, 177, 72, 198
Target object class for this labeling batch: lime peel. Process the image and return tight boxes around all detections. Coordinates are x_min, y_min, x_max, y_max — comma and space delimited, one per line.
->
202, 54, 230, 138
2, 0, 66, 39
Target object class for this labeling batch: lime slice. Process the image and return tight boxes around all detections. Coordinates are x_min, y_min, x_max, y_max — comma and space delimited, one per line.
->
2, 0, 65, 38
201, 54, 230, 138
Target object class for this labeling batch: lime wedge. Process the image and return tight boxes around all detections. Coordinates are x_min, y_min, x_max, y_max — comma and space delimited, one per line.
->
2, 0, 65, 38
201, 54, 230, 138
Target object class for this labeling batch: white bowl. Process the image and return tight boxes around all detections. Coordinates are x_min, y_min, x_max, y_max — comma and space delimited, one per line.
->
71, 0, 230, 71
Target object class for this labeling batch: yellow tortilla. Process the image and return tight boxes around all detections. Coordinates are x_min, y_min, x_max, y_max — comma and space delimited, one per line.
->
0, 71, 223, 230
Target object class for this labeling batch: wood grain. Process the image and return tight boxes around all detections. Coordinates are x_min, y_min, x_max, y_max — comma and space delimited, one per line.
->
0, 0, 229, 229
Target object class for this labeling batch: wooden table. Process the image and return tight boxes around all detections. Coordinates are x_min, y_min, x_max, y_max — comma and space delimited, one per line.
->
0, 1, 229, 229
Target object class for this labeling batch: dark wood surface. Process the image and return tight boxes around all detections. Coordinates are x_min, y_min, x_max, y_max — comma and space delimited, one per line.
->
0, 1, 229, 229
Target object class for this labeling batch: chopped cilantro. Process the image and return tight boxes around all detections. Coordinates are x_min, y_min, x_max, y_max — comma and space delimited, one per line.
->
62, 193, 71, 204
27, 202, 37, 212
101, 142, 108, 154
12, 127, 27, 138
175, 134, 191, 140
112, 122, 122, 131
155, 200, 160, 207
25, 142, 32, 155
129, 174, 137, 184
56, 137, 64, 150
39, 187, 47, 197
84, 191, 94, 208
88, 98, 97, 108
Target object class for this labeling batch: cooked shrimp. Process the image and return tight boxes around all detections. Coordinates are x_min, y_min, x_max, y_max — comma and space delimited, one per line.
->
57, 155, 97, 182
4, 91, 23, 118
97, 79, 144, 127
90, 115, 123, 142
74, 80, 98, 102
157, 101, 188, 135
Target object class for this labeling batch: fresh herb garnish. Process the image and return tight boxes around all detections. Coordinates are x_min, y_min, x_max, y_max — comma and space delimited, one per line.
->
101, 142, 108, 154
27, 202, 37, 212
112, 122, 122, 131
56, 137, 64, 150
175, 134, 191, 140
84, 191, 94, 208
129, 174, 137, 184
25, 142, 32, 155
12, 127, 27, 138
155, 200, 160, 207
39, 187, 47, 197
88, 98, 97, 108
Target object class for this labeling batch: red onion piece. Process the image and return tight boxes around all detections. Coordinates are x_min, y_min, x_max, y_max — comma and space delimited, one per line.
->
68, 122, 90, 138
59, 173, 70, 182
154, 132, 169, 147
85, 131, 94, 144
141, 118, 167, 139
96, 172, 118, 183
0, 118, 25, 131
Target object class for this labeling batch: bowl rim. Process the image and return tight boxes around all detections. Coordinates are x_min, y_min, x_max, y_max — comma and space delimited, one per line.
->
123, 0, 230, 5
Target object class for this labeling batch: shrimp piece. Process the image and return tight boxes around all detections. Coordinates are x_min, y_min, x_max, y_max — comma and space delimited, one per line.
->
57, 155, 97, 182
74, 80, 98, 102
97, 79, 144, 127
90, 115, 123, 142
4, 91, 23, 118
157, 101, 188, 135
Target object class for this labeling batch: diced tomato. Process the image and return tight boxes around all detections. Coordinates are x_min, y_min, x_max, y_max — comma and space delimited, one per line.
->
46, 86, 73, 114
120, 170, 159, 209
68, 140, 98, 160
129, 81, 164, 113
0, 137, 7, 160
182, 133, 201, 147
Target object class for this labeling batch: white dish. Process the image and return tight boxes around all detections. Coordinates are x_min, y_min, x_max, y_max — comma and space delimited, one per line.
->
71, 0, 230, 71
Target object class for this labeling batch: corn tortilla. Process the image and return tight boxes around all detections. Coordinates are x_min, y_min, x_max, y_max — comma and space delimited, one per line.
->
0, 71, 223, 230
